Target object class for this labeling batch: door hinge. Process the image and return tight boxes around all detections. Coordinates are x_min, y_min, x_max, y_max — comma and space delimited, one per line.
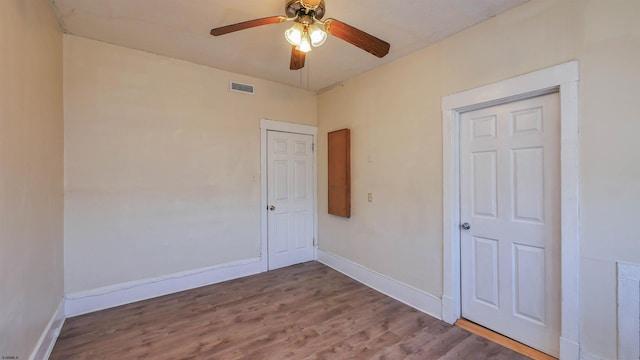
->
312, 143, 315, 152
313, 237, 317, 246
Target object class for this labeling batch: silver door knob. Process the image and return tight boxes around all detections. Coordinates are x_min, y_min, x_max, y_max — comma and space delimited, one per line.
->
269, 205, 276, 211
461, 223, 471, 230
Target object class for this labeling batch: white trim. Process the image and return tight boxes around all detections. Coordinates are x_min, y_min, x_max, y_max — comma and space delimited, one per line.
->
617, 262, 640, 360
260, 119, 318, 271
580, 352, 608, 360
260, 119, 318, 136
65, 258, 262, 317
318, 250, 442, 320
29, 299, 65, 360
441, 61, 580, 359
561, 338, 581, 360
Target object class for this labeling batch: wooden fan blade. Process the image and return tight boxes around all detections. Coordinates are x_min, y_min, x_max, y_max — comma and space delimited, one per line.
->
324, 19, 390, 58
290, 46, 306, 70
210, 16, 286, 36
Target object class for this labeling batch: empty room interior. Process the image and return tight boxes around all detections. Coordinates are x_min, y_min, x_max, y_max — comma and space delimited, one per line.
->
2, 0, 640, 359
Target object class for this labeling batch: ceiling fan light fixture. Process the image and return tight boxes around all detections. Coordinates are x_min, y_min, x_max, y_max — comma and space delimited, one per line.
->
308, 24, 327, 47
297, 29, 313, 52
210, 0, 390, 71
285, 22, 304, 46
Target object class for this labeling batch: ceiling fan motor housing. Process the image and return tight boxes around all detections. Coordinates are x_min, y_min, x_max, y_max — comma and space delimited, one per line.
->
285, 0, 325, 20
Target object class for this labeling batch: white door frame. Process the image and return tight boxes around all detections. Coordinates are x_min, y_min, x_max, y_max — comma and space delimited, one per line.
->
260, 119, 318, 272
441, 61, 580, 359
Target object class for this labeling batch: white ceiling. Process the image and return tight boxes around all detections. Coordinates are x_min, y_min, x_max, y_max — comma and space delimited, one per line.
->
52, 0, 529, 92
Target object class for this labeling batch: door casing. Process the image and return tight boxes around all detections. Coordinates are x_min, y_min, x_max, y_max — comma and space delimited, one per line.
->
260, 119, 318, 272
441, 61, 580, 359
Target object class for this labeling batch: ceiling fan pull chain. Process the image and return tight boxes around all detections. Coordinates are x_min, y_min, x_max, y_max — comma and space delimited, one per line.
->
307, 56, 311, 91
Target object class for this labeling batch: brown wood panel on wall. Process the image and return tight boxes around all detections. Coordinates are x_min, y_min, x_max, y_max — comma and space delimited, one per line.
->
328, 129, 351, 218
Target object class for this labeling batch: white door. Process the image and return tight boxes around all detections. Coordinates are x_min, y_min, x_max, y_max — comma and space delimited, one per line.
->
267, 131, 314, 270
460, 93, 561, 356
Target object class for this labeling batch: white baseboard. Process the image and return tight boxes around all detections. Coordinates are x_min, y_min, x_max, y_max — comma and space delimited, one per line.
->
560, 336, 580, 360
318, 250, 442, 320
441, 295, 457, 325
580, 351, 607, 360
65, 257, 264, 317
617, 262, 640, 360
29, 299, 65, 360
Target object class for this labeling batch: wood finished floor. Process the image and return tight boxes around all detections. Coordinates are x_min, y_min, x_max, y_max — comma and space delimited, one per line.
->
51, 262, 530, 359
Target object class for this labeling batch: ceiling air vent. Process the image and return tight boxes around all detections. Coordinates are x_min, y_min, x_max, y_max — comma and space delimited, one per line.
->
230, 81, 255, 95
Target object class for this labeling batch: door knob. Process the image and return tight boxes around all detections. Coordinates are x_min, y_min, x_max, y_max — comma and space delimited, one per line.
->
461, 223, 471, 230
269, 205, 276, 211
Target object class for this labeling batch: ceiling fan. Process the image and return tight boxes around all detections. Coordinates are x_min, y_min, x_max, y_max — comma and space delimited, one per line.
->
210, 0, 391, 70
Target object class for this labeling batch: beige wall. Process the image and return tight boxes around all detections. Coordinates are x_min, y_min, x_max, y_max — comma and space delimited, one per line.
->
63, 35, 317, 293
0, 0, 64, 358
317, 0, 640, 358
9, 1, 633, 358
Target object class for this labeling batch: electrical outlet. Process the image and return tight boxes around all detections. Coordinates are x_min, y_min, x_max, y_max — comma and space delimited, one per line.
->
368, 193, 373, 202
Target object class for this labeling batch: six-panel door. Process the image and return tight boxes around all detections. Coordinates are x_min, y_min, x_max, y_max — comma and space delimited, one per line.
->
460, 93, 561, 356
267, 131, 314, 270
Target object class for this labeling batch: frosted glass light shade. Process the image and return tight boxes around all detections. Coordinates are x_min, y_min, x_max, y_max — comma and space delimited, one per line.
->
285, 23, 304, 46
308, 24, 327, 47
297, 30, 312, 52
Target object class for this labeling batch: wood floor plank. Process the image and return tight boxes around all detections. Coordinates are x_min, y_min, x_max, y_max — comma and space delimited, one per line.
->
51, 262, 530, 359
456, 318, 557, 360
